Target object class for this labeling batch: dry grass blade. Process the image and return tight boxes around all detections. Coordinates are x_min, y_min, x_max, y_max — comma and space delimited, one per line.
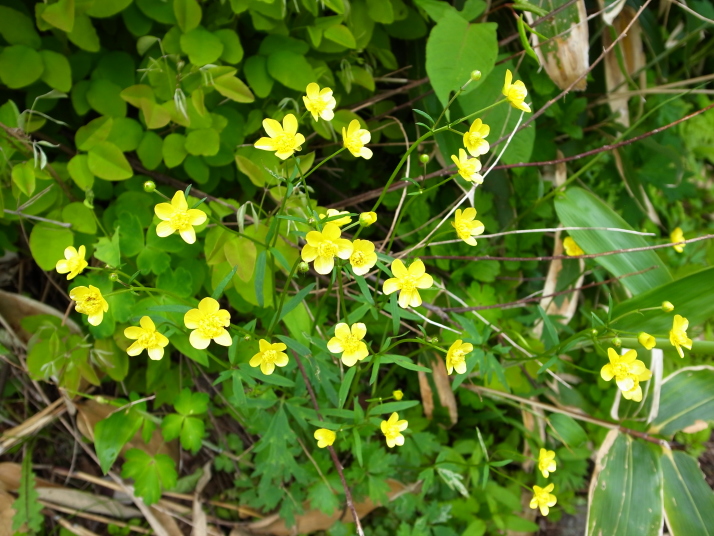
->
0, 398, 66, 455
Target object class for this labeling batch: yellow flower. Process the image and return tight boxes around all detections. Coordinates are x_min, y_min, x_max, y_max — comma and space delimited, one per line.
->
383, 259, 434, 309
183, 297, 231, 350
392, 390, 403, 401
538, 448, 557, 478
319, 209, 352, 227
349, 239, 378, 276
503, 69, 531, 113
359, 211, 377, 226
154, 190, 207, 244
314, 428, 336, 448
55, 245, 88, 280
446, 339, 473, 375
670, 227, 685, 253
124, 316, 169, 360
463, 118, 489, 157
452, 208, 485, 246
327, 322, 368, 366
250, 339, 289, 375
451, 148, 483, 183
380, 412, 408, 448
303, 83, 336, 122
254, 113, 305, 160
662, 301, 674, 312
669, 314, 692, 358
70, 285, 109, 326
300, 223, 353, 275
600, 348, 652, 402
563, 236, 584, 256
638, 332, 656, 350
529, 484, 556, 516
342, 119, 373, 159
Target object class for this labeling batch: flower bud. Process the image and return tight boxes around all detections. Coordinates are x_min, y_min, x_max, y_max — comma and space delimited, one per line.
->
95, 396, 108, 404
662, 301, 674, 312
638, 332, 656, 350
143, 180, 156, 193
359, 211, 377, 227
591, 329, 599, 336
298, 261, 310, 273
612, 337, 622, 348
393, 390, 404, 401
109, 273, 119, 282
418, 153, 429, 164
429, 336, 439, 344
470, 70, 482, 81
243, 335, 251, 341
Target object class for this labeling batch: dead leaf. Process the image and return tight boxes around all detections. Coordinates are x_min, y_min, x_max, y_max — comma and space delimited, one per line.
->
418, 369, 434, 420
192, 462, 217, 536
431, 354, 458, 426
0, 289, 81, 344
526, 0, 589, 91
38, 488, 141, 519
0, 462, 58, 492
599, 0, 627, 26
682, 419, 709, 434
75, 399, 179, 462
0, 490, 16, 536
148, 503, 185, 536
56, 518, 101, 536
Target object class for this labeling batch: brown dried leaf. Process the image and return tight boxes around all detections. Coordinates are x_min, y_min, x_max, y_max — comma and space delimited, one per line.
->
0, 490, 16, 536
418, 369, 434, 420
431, 354, 458, 426
0, 289, 81, 344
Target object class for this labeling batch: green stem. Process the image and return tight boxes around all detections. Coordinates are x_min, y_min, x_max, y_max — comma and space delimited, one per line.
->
311, 270, 336, 334
302, 147, 346, 181
450, 99, 507, 126
338, 266, 348, 322
267, 259, 301, 336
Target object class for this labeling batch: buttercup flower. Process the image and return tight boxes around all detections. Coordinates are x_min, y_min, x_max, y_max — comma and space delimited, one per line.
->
359, 211, 377, 226
563, 236, 584, 256
503, 69, 531, 113
530, 484, 557, 516
319, 209, 352, 227
55, 245, 88, 280
600, 348, 652, 402
662, 301, 674, 312
669, 314, 692, 358
314, 428, 336, 448
303, 83, 336, 122
184, 297, 231, 350
154, 190, 207, 244
538, 448, 557, 478
638, 332, 656, 350
300, 223, 353, 275
381, 412, 408, 448
393, 390, 404, 401
327, 322, 369, 366
451, 149, 483, 183
342, 119, 373, 159
254, 113, 305, 160
670, 227, 685, 253
124, 316, 169, 360
349, 239, 378, 276
250, 339, 289, 375
383, 259, 434, 308
452, 208, 485, 246
70, 285, 109, 326
463, 118, 490, 157
446, 339, 473, 375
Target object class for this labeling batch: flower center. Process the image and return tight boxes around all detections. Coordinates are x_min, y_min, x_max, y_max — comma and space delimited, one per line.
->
261, 349, 279, 364
383, 424, 400, 441
351, 251, 366, 266
456, 221, 472, 239
344, 135, 363, 154
450, 349, 465, 363
612, 362, 635, 381
468, 132, 483, 146
169, 210, 192, 231
274, 132, 298, 153
307, 98, 327, 114
672, 331, 687, 344
197, 313, 224, 339
398, 275, 418, 292
317, 241, 338, 258
138, 331, 161, 349
341, 334, 362, 354
77, 293, 102, 315
67, 257, 84, 272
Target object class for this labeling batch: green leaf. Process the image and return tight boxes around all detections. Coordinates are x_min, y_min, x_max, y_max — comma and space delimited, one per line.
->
136, 0, 177, 24
324, 24, 356, 48
338, 366, 357, 409
425, 11, 497, 107
76, 116, 114, 151
171, 332, 209, 366
107, 117, 143, 152
215, 29, 244, 63
0, 45, 44, 89
95, 408, 143, 474
277, 282, 315, 322
29, 223, 73, 271
213, 73, 255, 103
41, 0, 75, 32
86, 0, 133, 18
661, 449, 714, 536
94, 229, 122, 267
12, 161, 35, 197
174, 0, 202, 32
87, 79, 127, 117
174, 388, 209, 415
185, 128, 220, 156
0, 6, 41, 48
67, 154, 95, 190
137, 131, 163, 170
368, 400, 420, 415
180, 26, 224, 65
39, 49, 72, 92
121, 449, 177, 505
62, 202, 97, 235
367, 0, 394, 23
649, 367, 714, 436
254, 250, 267, 308
68, 14, 100, 52
244, 55, 273, 98
11, 448, 44, 532
267, 50, 315, 92
308, 480, 340, 515
554, 187, 672, 295
548, 413, 587, 447
163, 133, 188, 168
587, 431, 663, 536
88, 141, 134, 181
180, 416, 205, 453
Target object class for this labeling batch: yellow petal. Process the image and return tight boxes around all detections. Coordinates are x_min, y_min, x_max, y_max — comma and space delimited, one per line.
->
154, 202, 175, 220
383, 278, 400, 295
179, 227, 197, 244
156, 221, 176, 237
171, 190, 188, 210
189, 330, 211, 349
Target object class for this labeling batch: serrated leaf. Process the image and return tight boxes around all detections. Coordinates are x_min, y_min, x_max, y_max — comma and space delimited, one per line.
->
12, 449, 44, 532
121, 449, 177, 505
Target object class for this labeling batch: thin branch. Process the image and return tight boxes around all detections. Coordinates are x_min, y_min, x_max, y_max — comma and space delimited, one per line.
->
4, 209, 71, 227
421, 234, 714, 263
